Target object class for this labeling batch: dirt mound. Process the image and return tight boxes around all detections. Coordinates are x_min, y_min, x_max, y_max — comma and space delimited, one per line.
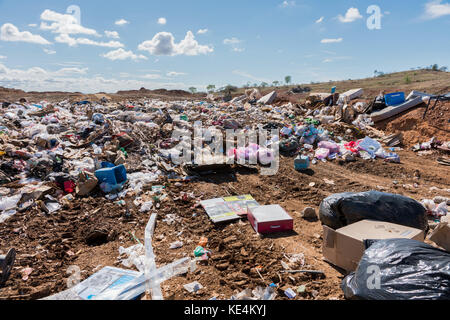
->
375, 102, 450, 146
0, 87, 25, 101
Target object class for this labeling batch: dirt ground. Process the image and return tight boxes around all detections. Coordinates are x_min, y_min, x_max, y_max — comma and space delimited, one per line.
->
376, 101, 450, 146
1, 143, 448, 300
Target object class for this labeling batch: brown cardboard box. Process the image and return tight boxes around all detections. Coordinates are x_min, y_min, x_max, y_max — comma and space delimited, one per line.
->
76, 171, 98, 196
322, 219, 425, 272
429, 215, 450, 252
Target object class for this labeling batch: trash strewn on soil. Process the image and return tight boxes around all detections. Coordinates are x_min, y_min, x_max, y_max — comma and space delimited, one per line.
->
0, 85, 449, 300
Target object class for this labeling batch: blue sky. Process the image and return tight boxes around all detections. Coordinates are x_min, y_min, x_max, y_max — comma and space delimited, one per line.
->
0, 0, 449, 93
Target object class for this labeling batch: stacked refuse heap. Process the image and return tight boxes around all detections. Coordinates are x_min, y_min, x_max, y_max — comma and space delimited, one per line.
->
0, 86, 448, 300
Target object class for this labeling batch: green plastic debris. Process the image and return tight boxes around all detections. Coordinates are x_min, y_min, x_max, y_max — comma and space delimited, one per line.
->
297, 285, 306, 293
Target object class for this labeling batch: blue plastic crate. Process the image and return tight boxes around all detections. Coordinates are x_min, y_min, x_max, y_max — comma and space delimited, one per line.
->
384, 92, 405, 106
101, 161, 115, 168
95, 164, 127, 187
294, 155, 310, 171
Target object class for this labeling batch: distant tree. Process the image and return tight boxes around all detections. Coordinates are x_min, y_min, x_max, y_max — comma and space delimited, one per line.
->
439, 66, 448, 72
220, 85, 238, 101
260, 82, 268, 88
404, 76, 411, 84
272, 81, 279, 87
284, 76, 292, 85
253, 83, 258, 88
189, 87, 197, 94
432, 64, 439, 71
223, 85, 238, 94
206, 84, 216, 93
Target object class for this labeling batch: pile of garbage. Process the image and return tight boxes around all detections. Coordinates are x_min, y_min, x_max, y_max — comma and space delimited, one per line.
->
0, 84, 448, 301
0, 88, 405, 226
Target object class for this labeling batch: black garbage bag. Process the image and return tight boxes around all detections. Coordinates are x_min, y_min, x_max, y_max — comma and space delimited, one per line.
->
319, 191, 428, 232
341, 239, 450, 300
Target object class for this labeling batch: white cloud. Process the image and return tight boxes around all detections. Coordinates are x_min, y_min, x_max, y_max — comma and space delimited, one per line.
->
51, 61, 84, 67
223, 37, 244, 52
280, 1, 296, 8
197, 29, 208, 34
138, 31, 213, 56
321, 38, 343, 44
54, 67, 88, 75
316, 16, 324, 23
0, 62, 191, 93
40, 9, 99, 36
0, 55, 6, 59
0, 63, 87, 79
167, 71, 186, 77
43, 48, 56, 55
423, 0, 450, 19
157, 17, 167, 25
338, 7, 363, 23
0, 23, 51, 45
105, 30, 120, 39
101, 48, 147, 61
223, 37, 241, 45
322, 56, 352, 63
115, 19, 129, 26
141, 74, 161, 79
55, 33, 124, 48
28, 24, 38, 28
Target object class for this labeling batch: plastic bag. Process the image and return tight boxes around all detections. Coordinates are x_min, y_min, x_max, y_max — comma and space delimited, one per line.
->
358, 137, 381, 157
319, 191, 428, 232
118, 244, 145, 272
341, 239, 450, 300
317, 141, 339, 154
0, 194, 21, 212
315, 148, 330, 160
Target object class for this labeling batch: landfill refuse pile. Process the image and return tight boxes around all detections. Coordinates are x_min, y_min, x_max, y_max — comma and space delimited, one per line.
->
0, 86, 449, 300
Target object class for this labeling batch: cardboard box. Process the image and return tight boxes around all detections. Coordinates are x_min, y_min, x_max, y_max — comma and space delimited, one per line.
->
429, 215, 450, 252
322, 220, 424, 272
248, 205, 293, 234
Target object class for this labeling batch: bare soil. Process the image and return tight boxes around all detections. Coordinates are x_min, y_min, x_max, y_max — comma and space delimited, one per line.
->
1, 144, 448, 300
